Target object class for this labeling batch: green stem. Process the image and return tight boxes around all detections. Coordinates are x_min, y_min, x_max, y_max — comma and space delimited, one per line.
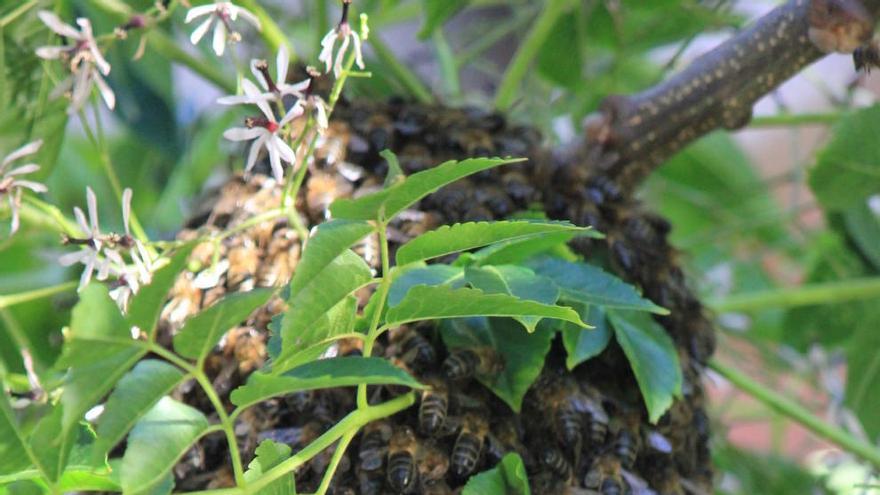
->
243, 392, 415, 495
748, 112, 841, 128
494, 0, 572, 110
357, 219, 391, 410
432, 28, 461, 101
0, 0, 38, 27
237, 0, 295, 61
0, 282, 78, 309
20, 196, 81, 236
368, 33, 433, 104
708, 277, 880, 312
314, 430, 357, 495
710, 359, 880, 469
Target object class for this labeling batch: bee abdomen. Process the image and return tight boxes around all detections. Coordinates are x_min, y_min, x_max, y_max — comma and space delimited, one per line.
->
601, 478, 624, 495
387, 452, 416, 492
540, 448, 572, 481
419, 393, 448, 436
556, 407, 583, 448
443, 350, 479, 380
614, 431, 638, 469
451, 436, 483, 478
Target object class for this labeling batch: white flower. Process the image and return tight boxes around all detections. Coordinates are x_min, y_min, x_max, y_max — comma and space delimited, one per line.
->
318, 0, 365, 78
35, 12, 115, 114
222, 80, 303, 181
218, 45, 309, 105
60, 187, 154, 299
1, 140, 47, 234
185, 2, 261, 56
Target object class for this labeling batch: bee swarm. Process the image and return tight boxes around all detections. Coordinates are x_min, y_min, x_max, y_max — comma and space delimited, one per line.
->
160, 98, 715, 495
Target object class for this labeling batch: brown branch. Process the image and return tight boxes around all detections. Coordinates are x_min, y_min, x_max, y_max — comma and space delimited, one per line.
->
585, 0, 879, 193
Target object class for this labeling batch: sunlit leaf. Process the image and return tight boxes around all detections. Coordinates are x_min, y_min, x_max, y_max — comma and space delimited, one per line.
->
92, 360, 186, 463
467, 231, 583, 267
529, 257, 668, 314
386, 285, 585, 331
173, 289, 273, 361
387, 265, 464, 307
231, 357, 424, 411
607, 310, 681, 423
121, 397, 209, 494
440, 317, 554, 412
396, 220, 593, 266
243, 440, 295, 495
270, 295, 358, 374
330, 157, 524, 221
289, 220, 374, 298
559, 303, 612, 370
462, 452, 531, 495
127, 245, 195, 338
464, 265, 559, 331
0, 392, 33, 474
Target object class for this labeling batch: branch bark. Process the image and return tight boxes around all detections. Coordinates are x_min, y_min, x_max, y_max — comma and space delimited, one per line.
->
585, 0, 880, 193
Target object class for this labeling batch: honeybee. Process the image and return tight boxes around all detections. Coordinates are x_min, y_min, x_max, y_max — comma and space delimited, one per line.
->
476, 185, 516, 218
257, 232, 300, 287
500, 171, 536, 205
285, 390, 315, 415
581, 385, 611, 447
416, 442, 450, 482
421, 479, 453, 495
451, 413, 488, 478
425, 180, 476, 222
418, 377, 449, 436
387, 426, 419, 492
584, 456, 626, 495
612, 414, 642, 470
585, 175, 622, 207
540, 447, 573, 483
359, 420, 392, 472
854, 39, 880, 72
451, 128, 495, 157
226, 241, 260, 291
306, 171, 354, 221
442, 347, 504, 381
392, 327, 437, 371
222, 326, 266, 374
485, 417, 530, 467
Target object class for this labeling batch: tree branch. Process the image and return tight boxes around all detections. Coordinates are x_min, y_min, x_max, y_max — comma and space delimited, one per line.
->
585, 0, 879, 193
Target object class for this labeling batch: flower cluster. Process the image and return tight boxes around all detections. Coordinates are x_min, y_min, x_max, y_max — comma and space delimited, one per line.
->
36, 11, 115, 114
59, 188, 154, 310
318, 0, 365, 78
1, 140, 47, 235
185, 1, 261, 56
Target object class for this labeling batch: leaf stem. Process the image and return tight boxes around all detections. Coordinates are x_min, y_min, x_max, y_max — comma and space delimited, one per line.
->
0, 281, 78, 309
494, 0, 572, 110
19, 196, 81, 236
748, 112, 841, 127
313, 429, 357, 495
358, 217, 391, 410
710, 359, 880, 469
432, 28, 461, 101
0, 0, 38, 27
368, 33, 433, 104
707, 277, 880, 312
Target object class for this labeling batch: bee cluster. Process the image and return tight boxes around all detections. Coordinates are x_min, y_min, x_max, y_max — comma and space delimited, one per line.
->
158, 98, 715, 494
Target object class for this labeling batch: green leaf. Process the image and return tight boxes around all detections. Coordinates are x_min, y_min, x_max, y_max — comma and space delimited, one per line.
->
528, 257, 668, 314
243, 440, 295, 495
121, 397, 209, 494
230, 357, 424, 411
465, 265, 559, 331
386, 285, 585, 331
396, 220, 593, 266
0, 391, 35, 475
560, 303, 612, 370
127, 245, 195, 338
462, 453, 531, 495
845, 318, 880, 439
173, 289, 273, 361
440, 317, 553, 411
270, 295, 358, 374
419, 0, 470, 39
467, 231, 583, 267
28, 407, 75, 482
843, 200, 880, 270
607, 310, 681, 423
92, 360, 186, 463
58, 468, 121, 492
288, 220, 373, 298
381, 149, 406, 187
809, 105, 880, 211
330, 157, 524, 221
388, 265, 464, 307
536, 13, 582, 88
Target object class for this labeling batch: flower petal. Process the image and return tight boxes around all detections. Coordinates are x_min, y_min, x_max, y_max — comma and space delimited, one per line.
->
212, 21, 227, 56
37, 11, 82, 40
86, 186, 99, 235
276, 45, 289, 86
88, 42, 111, 76
185, 4, 217, 23
13, 180, 48, 193
279, 100, 304, 126
319, 30, 337, 73
59, 249, 90, 267
250, 59, 269, 91
350, 32, 365, 70
93, 72, 116, 110
190, 17, 214, 46
10, 190, 21, 234
73, 207, 90, 234
6, 163, 40, 176
243, 79, 274, 119
245, 134, 268, 172
231, 5, 261, 30
35, 46, 67, 60
334, 34, 350, 78
266, 140, 284, 182
223, 126, 263, 141
273, 135, 296, 164
122, 188, 133, 235
69, 69, 92, 114
2, 140, 42, 168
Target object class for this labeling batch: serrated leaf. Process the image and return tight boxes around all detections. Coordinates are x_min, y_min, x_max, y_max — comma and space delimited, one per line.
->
396, 220, 593, 266
289, 220, 373, 298
173, 289, 273, 361
607, 310, 681, 423
418, 0, 470, 39
809, 105, 880, 211
440, 317, 553, 412
270, 295, 358, 375
127, 245, 194, 338
467, 231, 583, 267
330, 157, 524, 221
231, 357, 424, 411
0, 391, 34, 475
386, 285, 585, 331
529, 257, 668, 314
464, 265, 559, 331
121, 397, 209, 494
559, 303, 612, 370
462, 452, 531, 495
92, 360, 186, 463
243, 440, 295, 495
388, 265, 464, 307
